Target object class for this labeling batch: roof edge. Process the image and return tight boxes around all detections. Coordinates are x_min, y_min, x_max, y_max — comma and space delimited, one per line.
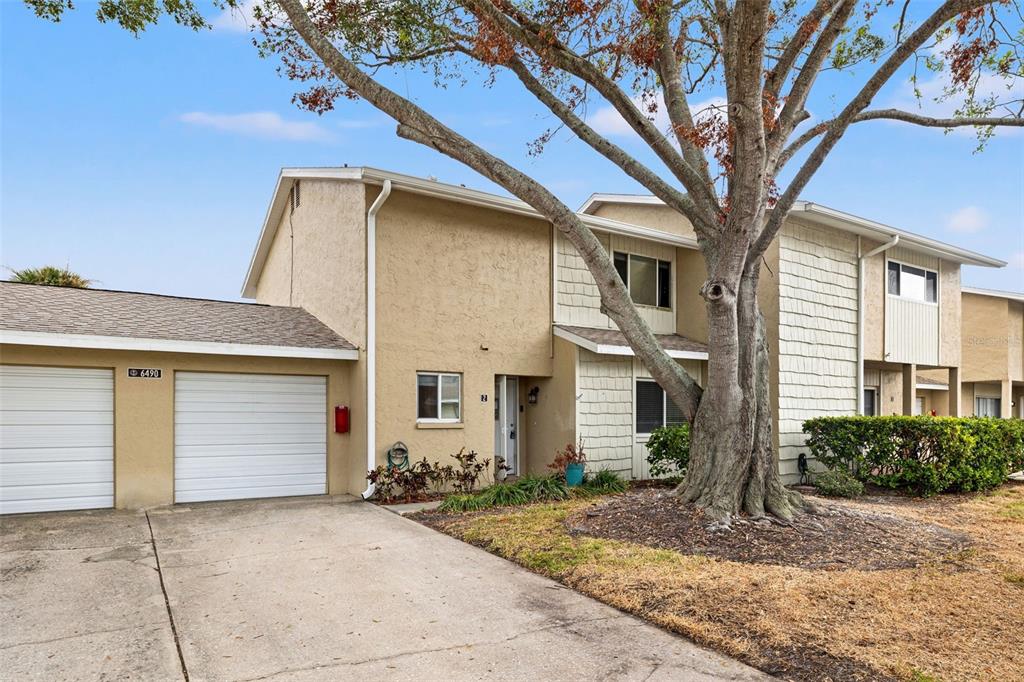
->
962, 286, 1024, 302
0, 329, 359, 361
241, 168, 698, 298
553, 325, 709, 361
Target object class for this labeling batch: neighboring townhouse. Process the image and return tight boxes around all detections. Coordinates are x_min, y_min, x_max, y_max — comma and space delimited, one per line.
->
0, 166, 1012, 514
959, 287, 1024, 418
580, 194, 1004, 479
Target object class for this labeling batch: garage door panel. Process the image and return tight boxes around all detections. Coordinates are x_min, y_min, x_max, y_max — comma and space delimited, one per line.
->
175, 453, 325, 478
0, 446, 115, 464
0, 424, 115, 449
174, 372, 327, 503
1, 366, 114, 515
1, 494, 114, 514
1, 460, 114, 487
0, 410, 115, 426
176, 410, 327, 425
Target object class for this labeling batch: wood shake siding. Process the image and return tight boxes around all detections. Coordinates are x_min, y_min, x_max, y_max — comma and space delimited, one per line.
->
555, 232, 676, 334
884, 246, 940, 365
576, 349, 633, 476
776, 221, 859, 478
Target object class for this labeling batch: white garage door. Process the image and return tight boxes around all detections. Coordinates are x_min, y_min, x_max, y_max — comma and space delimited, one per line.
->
174, 372, 327, 503
0, 366, 114, 514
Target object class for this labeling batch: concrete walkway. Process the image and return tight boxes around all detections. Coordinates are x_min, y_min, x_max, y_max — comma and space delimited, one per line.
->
2, 496, 768, 681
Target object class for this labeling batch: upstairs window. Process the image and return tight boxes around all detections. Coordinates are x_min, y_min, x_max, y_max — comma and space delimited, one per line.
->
417, 372, 461, 422
888, 261, 937, 303
613, 252, 672, 308
635, 380, 686, 434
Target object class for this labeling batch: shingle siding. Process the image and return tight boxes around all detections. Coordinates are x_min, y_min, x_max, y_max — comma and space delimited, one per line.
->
776, 221, 859, 479
576, 349, 633, 477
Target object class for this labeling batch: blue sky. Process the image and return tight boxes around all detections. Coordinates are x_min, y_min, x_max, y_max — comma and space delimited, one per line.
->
2, 1, 1022, 301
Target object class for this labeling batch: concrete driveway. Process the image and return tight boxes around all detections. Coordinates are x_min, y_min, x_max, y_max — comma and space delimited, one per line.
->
2, 496, 768, 681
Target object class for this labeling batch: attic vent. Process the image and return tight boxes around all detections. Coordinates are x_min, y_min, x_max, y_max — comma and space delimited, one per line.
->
290, 180, 301, 213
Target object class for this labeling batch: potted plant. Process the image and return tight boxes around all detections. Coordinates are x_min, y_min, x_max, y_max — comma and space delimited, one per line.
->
550, 439, 587, 487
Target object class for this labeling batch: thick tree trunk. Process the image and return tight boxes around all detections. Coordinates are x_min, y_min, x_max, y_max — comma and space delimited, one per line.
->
674, 263, 804, 525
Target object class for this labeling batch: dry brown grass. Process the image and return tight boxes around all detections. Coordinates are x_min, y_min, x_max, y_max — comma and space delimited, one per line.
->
419, 483, 1024, 682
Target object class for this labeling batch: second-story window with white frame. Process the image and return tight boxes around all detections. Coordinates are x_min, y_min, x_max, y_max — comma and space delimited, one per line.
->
417, 372, 461, 422
887, 261, 937, 303
613, 251, 672, 309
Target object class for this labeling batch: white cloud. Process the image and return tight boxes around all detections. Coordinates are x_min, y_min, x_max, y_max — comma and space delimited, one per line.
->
945, 206, 989, 234
178, 111, 333, 142
211, 0, 259, 33
587, 94, 726, 138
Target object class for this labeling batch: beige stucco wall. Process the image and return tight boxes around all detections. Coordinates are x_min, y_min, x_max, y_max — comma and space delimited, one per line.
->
938, 261, 962, 367
862, 238, 886, 362
373, 189, 554, 476
590, 203, 696, 240
962, 292, 1010, 382
523, 336, 577, 475
675, 247, 708, 344
0, 344, 352, 509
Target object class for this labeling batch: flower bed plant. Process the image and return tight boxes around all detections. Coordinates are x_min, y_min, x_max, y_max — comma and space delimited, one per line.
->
438, 471, 628, 513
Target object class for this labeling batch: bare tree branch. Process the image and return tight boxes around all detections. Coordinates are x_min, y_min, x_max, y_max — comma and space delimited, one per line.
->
461, 0, 723, 226
763, 0, 840, 102
275, 0, 704, 416
501, 56, 720, 239
750, 0, 992, 263
778, 108, 1024, 169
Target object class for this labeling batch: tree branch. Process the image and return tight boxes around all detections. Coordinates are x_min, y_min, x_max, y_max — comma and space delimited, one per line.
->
750, 0, 992, 263
501, 56, 719, 239
461, 0, 723, 227
275, 0, 704, 416
778, 108, 1024, 169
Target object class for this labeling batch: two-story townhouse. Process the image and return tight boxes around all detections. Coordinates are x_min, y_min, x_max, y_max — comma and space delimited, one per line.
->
958, 287, 1024, 418
3, 165, 1009, 514
579, 195, 1004, 480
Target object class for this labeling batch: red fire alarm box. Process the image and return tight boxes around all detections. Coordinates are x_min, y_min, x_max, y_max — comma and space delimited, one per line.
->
334, 406, 350, 434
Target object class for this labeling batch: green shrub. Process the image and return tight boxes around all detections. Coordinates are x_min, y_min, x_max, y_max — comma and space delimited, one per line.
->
813, 468, 864, 498
582, 469, 629, 494
645, 424, 690, 478
515, 475, 572, 501
802, 416, 1024, 496
437, 471, 626, 513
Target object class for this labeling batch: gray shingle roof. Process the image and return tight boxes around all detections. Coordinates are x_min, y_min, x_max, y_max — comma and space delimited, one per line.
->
555, 324, 707, 354
0, 282, 355, 351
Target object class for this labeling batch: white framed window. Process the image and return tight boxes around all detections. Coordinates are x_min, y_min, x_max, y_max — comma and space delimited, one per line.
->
975, 397, 1001, 418
417, 372, 462, 422
635, 380, 686, 434
863, 388, 878, 416
887, 260, 937, 303
614, 251, 671, 308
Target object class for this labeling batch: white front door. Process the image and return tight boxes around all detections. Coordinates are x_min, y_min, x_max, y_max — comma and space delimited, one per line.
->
494, 376, 519, 475
0, 365, 114, 514
174, 372, 327, 503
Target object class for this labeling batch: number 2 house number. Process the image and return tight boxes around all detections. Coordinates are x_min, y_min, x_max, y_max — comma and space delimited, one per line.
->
127, 368, 162, 379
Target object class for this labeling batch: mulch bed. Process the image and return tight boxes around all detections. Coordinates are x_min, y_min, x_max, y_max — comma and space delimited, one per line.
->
565, 488, 972, 570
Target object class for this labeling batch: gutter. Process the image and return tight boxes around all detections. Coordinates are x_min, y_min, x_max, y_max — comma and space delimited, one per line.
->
857, 234, 899, 414
361, 179, 392, 500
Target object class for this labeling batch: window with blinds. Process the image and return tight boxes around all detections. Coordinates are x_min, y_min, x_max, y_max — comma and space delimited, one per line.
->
636, 380, 687, 434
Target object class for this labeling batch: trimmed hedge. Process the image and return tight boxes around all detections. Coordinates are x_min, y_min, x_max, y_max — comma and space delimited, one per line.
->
803, 416, 1024, 496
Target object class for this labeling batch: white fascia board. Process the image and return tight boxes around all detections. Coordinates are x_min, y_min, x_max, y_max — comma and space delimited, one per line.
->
791, 202, 1005, 268
0, 330, 359, 361
916, 383, 949, 391
552, 326, 708, 360
241, 167, 697, 297
579, 193, 668, 214
962, 286, 1024, 303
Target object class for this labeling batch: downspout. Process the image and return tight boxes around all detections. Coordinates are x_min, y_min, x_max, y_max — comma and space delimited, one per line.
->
361, 180, 392, 499
858, 234, 899, 414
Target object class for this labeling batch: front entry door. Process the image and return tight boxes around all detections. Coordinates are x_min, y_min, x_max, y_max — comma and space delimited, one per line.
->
494, 376, 519, 475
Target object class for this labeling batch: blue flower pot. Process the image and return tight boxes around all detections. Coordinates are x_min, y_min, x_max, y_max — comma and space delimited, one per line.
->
565, 462, 585, 487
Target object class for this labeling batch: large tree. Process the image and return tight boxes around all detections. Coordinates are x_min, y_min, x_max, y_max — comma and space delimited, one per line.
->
30, 0, 1023, 524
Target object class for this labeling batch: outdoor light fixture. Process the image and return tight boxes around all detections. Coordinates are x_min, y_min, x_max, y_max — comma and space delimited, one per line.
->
528, 386, 540, 404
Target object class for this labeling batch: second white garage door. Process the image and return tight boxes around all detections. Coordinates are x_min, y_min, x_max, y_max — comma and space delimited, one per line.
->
174, 372, 327, 503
